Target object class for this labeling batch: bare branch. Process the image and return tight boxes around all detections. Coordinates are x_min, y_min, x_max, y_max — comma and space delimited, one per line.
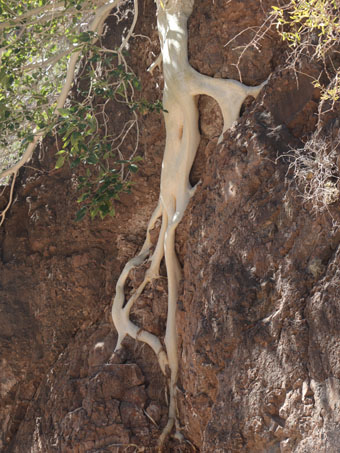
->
0, 134, 42, 181
119, 0, 138, 52
22, 48, 77, 72
0, 171, 17, 226
0, 1, 64, 31
0, 0, 111, 30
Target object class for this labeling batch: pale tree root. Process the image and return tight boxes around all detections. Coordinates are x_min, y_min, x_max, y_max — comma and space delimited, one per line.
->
111, 201, 170, 374
111, 75, 266, 446
112, 0, 268, 449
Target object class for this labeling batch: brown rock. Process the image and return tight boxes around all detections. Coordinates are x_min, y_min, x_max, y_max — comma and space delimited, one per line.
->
1, 1, 340, 452
120, 402, 148, 428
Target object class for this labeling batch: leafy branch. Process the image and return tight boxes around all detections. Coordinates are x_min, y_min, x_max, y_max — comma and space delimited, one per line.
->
0, 0, 164, 223
272, 0, 340, 102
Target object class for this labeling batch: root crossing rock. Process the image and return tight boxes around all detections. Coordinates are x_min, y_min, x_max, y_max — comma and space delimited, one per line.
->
111, 0, 266, 445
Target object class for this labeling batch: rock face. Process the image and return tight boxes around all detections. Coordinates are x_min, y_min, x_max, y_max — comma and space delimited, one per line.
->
1, 0, 340, 452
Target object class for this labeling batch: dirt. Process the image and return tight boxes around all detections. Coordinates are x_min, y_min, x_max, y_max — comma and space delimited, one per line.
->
1, 0, 340, 452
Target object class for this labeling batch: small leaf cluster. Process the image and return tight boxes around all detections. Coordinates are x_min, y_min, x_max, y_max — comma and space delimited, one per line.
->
52, 45, 163, 221
272, 0, 340, 102
0, 1, 164, 221
54, 100, 140, 222
0, 0, 94, 173
272, 1, 339, 50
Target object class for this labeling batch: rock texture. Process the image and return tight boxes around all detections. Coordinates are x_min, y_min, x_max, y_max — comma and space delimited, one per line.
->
0, 3, 169, 451
1, 0, 340, 452
177, 92, 340, 452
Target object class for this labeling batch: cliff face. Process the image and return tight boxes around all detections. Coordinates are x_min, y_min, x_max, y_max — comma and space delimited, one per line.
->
1, 1, 340, 452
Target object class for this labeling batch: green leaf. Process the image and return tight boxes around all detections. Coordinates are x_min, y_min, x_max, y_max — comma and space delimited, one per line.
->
75, 206, 87, 222
128, 163, 138, 173
77, 192, 90, 202
55, 155, 65, 169
87, 153, 98, 164
57, 108, 70, 117
70, 157, 81, 168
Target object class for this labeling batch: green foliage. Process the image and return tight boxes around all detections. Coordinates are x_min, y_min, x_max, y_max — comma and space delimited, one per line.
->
272, 0, 339, 49
272, 0, 340, 102
0, 0, 92, 169
0, 1, 164, 220
52, 46, 163, 221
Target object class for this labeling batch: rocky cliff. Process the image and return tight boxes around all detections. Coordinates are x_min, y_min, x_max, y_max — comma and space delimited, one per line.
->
1, 0, 340, 452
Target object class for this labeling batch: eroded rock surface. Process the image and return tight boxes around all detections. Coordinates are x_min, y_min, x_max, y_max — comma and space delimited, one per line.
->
178, 94, 340, 451
1, 0, 340, 452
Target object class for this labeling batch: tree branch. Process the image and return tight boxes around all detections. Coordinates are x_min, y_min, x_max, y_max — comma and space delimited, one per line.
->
0, 2, 64, 31
0, 171, 17, 226
21, 48, 77, 72
0, 0, 123, 224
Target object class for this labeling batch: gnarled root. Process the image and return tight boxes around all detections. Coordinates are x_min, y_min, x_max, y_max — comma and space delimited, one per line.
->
111, 0, 267, 447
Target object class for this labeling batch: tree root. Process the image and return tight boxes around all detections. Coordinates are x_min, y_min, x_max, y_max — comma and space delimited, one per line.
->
111, 0, 267, 448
